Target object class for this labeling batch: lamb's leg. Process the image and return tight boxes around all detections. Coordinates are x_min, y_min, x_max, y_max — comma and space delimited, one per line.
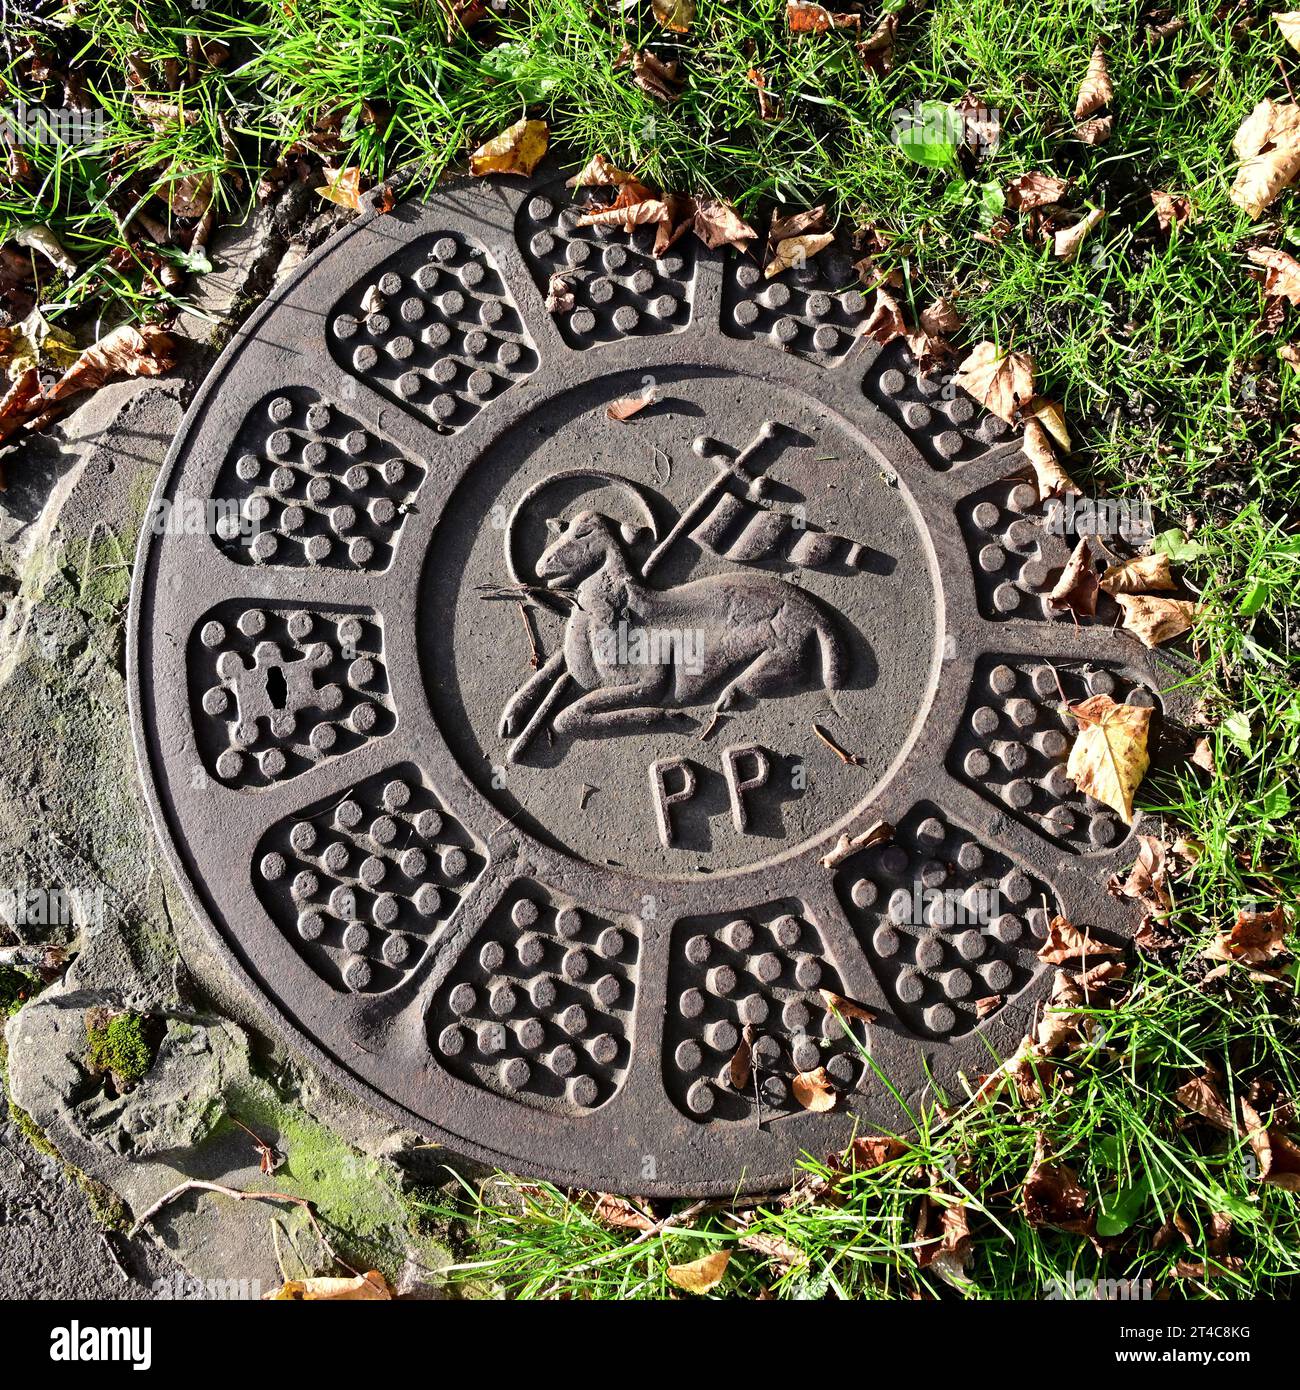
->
553, 679, 687, 735
712, 648, 792, 713
499, 651, 566, 737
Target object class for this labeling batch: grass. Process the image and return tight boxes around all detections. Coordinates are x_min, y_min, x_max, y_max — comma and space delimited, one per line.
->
3, 0, 1299, 1298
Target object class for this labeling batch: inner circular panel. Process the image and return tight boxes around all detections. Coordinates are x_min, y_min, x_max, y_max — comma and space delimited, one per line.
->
421, 364, 940, 878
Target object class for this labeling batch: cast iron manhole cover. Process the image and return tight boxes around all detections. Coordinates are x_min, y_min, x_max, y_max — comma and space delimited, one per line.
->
130, 169, 1169, 1195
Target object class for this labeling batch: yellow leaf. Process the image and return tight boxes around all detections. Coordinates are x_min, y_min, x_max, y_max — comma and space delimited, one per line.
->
955, 341, 1036, 424
652, 0, 696, 32
1023, 418, 1079, 499
315, 166, 364, 211
469, 118, 550, 177
1099, 553, 1176, 595
1065, 694, 1151, 825
1275, 11, 1300, 52
765, 231, 835, 278
1230, 99, 1300, 219
666, 1248, 731, 1293
264, 1271, 391, 1300
1115, 594, 1202, 647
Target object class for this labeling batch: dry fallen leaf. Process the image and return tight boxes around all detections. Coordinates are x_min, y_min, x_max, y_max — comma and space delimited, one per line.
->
1248, 246, 1300, 305
1204, 904, 1290, 967
1023, 418, 1079, 498
1005, 172, 1070, 211
1024, 395, 1072, 448
1275, 12, 1300, 53
1100, 553, 1176, 595
566, 154, 637, 188
469, 118, 549, 177
1023, 1141, 1092, 1232
265, 1271, 391, 1300
1108, 833, 1172, 911
727, 1026, 754, 1089
665, 1248, 731, 1293
544, 272, 576, 314
1175, 1072, 1236, 1132
652, 0, 696, 32
620, 45, 685, 103
746, 67, 781, 120
1053, 205, 1105, 264
1074, 115, 1113, 145
1151, 190, 1194, 231
1065, 693, 1151, 825
861, 286, 907, 345
1190, 736, 1215, 773
787, 0, 861, 33
792, 1066, 838, 1112
1048, 536, 1099, 619
848, 1135, 907, 1168
607, 383, 658, 421
315, 166, 364, 211
1074, 42, 1113, 120
591, 1193, 655, 1231
43, 324, 177, 406
765, 231, 836, 278
1230, 99, 1300, 219
693, 199, 757, 251
818, 989, 876, 1023
1281, 342, 1300, 375
1115, 594, 1202, 647
577, 196, 669, 233
12, 224, 78, 276
954, 341, 1035, 424
1242, 1099, 1300, 1190
1037, 915, 1122, 965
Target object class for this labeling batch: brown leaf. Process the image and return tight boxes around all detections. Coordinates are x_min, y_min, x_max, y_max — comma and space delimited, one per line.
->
1074, 115, 1113, 145
1108, 834, 1171, 911
591, 1193, 655, 1230
315, 166, 364, 210
727, 1024, 754, 1089
1064, 694, 1151, 824
745, 67, 781, 120
1190, 736, 1215, 773
787, 0, 861, 33
1099, 553, 1176, 595
0, 367, 43, 447
665, 1248, 730, 1293
1281, 342, 1300, 374
1204, 904, 1290, 967
1150, 190, 1194, 231
607, 384, 658, 421
577, 197, 669, 233
1053, 206, 1106, 263
1248, 246, 1300, 305
566, 154, 637, 188
1035, 970, 1085, 1051
1005, 172, 1071, 211
848, 1134, 906, 1168
856, 13, 897, 75
1230, 99, 1300, 219
1176, 1072, 1235, 1132
1074, 42, 1113, 120
954, 341, 1035, 424
1114, 594, 1202, 648
974, 994, 1003, 1019
693, 199, 757, 251
769, 205, 831, 242
1023, 418, 1080, 498
265, 1271, 391, 1300
1023, 1141, 1092, 1231
1242, 1099, 1300, 1190
792, 1066, 838, 1112
919, 296, 961, 337
469, 118, 549, 177
42, 324, 177, 408
765, 231, 836, 279
652, 0, 695, 32
164, 172, 214, 220
818, 818, 892, 868
1037, 916, 1122, 966
1048, 536, 1099, 618
621, 46, 685, 103
544, 272, 576, 314
861, 286, 907, 345
818, 989, 875, 1023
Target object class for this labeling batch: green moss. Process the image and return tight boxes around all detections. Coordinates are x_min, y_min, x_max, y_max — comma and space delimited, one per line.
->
0, 966, 38, 1018
221, 1082, 451, 1284
85, 1010, 153, 1089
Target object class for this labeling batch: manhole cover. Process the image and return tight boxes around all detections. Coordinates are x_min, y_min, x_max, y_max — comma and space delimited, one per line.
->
130, 169, 1169, 1195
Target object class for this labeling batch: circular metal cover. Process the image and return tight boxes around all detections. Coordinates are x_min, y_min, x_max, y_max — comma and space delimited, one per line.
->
130, 168, 1166, 1195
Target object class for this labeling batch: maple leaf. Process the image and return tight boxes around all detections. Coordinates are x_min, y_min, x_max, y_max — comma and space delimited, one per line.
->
693, 198, 757, 251
1037, 916, 1122, 966
1230, 99, 1300, 218
1065, 693, 1151, 824
469, 118, 549, 177
1100, 553, 1176, 594
315, 165, 364, 210
954, 341, 1035, 424
1115, 594, 1202, 647
1074, 42, 1113, 120
1204, 904, 1290, 967
666, 1249, 731, 1293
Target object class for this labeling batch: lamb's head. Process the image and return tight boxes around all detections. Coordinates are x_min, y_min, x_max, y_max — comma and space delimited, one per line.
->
536, 510, 624, 587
